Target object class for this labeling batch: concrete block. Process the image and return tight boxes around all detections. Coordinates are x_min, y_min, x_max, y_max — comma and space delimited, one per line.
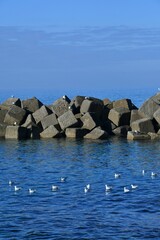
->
108, 107, 131, 126
51, 96, 71, 117
153, 108, 160, 125
41, 113, 60, 130
80, 99, 104, 116
27, 126, 40, 139
22, 114, 37, 128
113, 98, 137, 110
113, 125, 131, 137
69, 96, 85, 114
32, 105, 52, 124
84, 127, 108, 140
81, 112, 100, 130
40, 125, 60, 138
148, 132, 160, 140
131, 118, 155, 133
5, 126, 28, 139
65, 128, 89, 138
130, 110, 144, 124
58, 110, 78, 130
2, 97, 21, 107
22, 97, 43, 113
139, 92, 160, 118
4, 105, 27, 125
0, 109, 8, 124
127, 131, 150, 140
0, 124, 7, 138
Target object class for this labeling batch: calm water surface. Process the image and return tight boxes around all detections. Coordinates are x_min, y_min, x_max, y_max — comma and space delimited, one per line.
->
0, 138, 160, 239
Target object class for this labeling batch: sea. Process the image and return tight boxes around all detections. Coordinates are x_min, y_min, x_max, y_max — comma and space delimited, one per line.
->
0, 88, 160, 240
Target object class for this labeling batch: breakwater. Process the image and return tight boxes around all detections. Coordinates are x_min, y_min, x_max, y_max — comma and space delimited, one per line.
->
0, 92, 160, 140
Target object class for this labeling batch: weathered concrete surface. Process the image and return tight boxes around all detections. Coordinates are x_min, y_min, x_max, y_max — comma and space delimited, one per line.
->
148, 132, 160, 140
5, 126, 28, 139
32, 105, 52, 124
22, 97, 43, 113
108, 107, 131, 127
4, 105, 27, 125
127, 131, 150, 140
2, 97, 21, 108
139, 92, 160, 118
80, 98, 104, 116
41, 113, 60, 130
0, 124, 7, 138
81, 112, 100, 130
84, 127, 108, 140
153, 108, 160, 125
0, 92, 160, 141
69, 96, 85, 114
65, 128, 89, 138
0, 110, 8, 124
51, 96, 71, 117
130, 110, 144, 124
58, 110, 78, 130
113, 99, 137, 110
22, 114, 37, 128
113, 125, 131, 137
131, 118, 155, 133
40, 125, 60, 138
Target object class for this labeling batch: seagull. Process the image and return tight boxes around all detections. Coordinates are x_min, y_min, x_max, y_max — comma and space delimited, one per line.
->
60, 177, 67, 182
131, 184, 138, 189
151, 172, 157, 177
14, 186, 21, 191
62, 95, 66, 100
84, 184, 91, 193
124, 187, 130, 193
84, 187, 89, 193
29, 188, 36, 194
142, 170, 145, 175
9, 180, 14, 186
86, 184, 91, 190
52, 185, 59, 191
115, 173, 121, 178
105, 184, 112, 191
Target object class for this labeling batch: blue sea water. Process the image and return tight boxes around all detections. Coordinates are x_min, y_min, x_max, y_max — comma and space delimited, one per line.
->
0, 88, 160, 239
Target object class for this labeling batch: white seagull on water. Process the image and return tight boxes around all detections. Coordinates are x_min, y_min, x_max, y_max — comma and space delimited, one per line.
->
52, 185, 59, 191
105, 184, 113, 191
29, 188, 36, 194
14, 186, 21, 191
131, 184, 138, 189
115, 173, 121, 178
124, 187, 130, 193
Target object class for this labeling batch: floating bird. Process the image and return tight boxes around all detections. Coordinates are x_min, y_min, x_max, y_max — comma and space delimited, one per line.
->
84, 187, 89, 193
124, 187, 130, 193
84, 184, 91, 193
105, 184, 112, 191
151, 172, 157, 177
115, 173, 121, 178
60, 177, 67, 182
52, 185, 59, 191
29, 188, 36, 194
86, 184, 91, 190
131, 184, 138, 189
142, 170, 145, 175
14, 186, 21, 191
9, 180, 14, 186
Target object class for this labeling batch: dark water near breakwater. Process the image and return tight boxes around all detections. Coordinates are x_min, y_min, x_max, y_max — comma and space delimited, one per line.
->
0, 88, 160, 239
0, 138, 160, 239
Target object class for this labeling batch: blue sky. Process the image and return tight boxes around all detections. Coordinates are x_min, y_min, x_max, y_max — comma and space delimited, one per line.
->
0, 0, 160, 93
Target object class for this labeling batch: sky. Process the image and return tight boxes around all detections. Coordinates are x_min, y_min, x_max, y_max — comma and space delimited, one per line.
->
0, 0, 160, 95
